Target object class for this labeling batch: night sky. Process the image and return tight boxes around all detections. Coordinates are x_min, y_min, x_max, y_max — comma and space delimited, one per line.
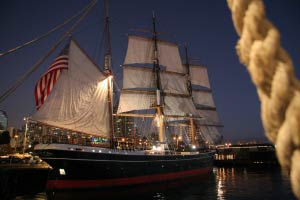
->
0, 0, 299, 142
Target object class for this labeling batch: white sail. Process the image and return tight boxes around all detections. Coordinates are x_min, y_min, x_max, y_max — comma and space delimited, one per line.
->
123, 66, 154, 89
160, 72, 189, 95
117, 91, 198, 118
123, 66, 189, 95
197, 110, 220, 125
32, 41, 110, 137
192, 90, 215, 108
117, 91, 154, 114
124, 35, 185, 73
198, 126, 222, 144
190, 65, 210, 89
164, 96, 199, 117
187, 63, 223, 143
120, 34, 219, 143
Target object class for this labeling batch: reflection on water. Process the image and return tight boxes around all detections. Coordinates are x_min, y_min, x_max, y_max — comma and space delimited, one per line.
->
16, 167, 295, 200
15, 192, 47, 200
214, 167, 295, 200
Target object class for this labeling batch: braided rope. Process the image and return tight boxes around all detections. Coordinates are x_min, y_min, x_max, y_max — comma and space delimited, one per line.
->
227, 0, 300, 198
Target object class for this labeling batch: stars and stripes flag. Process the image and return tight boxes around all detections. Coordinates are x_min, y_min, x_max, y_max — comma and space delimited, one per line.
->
34, 45, 69, 110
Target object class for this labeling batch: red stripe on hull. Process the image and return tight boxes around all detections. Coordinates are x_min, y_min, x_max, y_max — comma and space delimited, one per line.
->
47, 167, 212, 189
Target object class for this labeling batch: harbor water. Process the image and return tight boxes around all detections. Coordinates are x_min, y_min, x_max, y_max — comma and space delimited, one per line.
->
15, 166, 295, 200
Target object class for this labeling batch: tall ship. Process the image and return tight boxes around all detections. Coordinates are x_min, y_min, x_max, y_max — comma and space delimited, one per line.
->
30, 1, 223, 190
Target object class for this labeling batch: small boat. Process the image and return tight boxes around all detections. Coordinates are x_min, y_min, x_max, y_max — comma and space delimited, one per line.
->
0, 153, 52, 199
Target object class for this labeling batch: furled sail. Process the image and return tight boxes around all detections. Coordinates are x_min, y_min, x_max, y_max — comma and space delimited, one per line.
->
32, 40, 110, 137
189, 64, 222, 144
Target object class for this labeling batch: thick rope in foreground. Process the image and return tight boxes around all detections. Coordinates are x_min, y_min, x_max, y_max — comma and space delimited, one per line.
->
227, 0, 300, 198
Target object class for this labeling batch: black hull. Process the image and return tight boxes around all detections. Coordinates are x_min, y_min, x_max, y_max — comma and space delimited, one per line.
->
48, 174, 213, 200
35, 144, 214, 190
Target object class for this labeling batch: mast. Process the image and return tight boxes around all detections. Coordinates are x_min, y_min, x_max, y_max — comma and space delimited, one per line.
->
118, 13, 201, 144
185, 44, 192, 95
104, 0, 114, 148
185, 45, 195, 145
104, 0, 112, 74
23, 116, 29, 153
152, 12, 165, 143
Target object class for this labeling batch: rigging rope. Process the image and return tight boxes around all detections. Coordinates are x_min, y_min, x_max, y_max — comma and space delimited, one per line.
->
227, 0, 300, 198
0, 0, 97, 103
0, 1, 95, 58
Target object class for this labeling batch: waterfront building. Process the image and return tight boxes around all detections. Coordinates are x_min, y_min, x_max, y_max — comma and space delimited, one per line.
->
0, 110, 8, 133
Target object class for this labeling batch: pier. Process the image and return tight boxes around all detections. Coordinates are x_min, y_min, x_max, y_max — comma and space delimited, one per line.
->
213, 143, 278, 166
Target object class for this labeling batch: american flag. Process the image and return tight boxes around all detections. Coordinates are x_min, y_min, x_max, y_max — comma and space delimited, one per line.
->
35, 46, 69, 110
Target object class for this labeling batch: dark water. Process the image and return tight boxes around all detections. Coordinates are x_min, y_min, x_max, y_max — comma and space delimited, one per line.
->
16, 167, 295, 200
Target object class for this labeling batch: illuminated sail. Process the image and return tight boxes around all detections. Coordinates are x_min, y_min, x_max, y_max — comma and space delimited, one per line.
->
32, 40, 110, 137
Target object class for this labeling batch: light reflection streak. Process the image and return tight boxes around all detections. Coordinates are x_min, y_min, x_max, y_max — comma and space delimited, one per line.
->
214, 167, 236, 200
